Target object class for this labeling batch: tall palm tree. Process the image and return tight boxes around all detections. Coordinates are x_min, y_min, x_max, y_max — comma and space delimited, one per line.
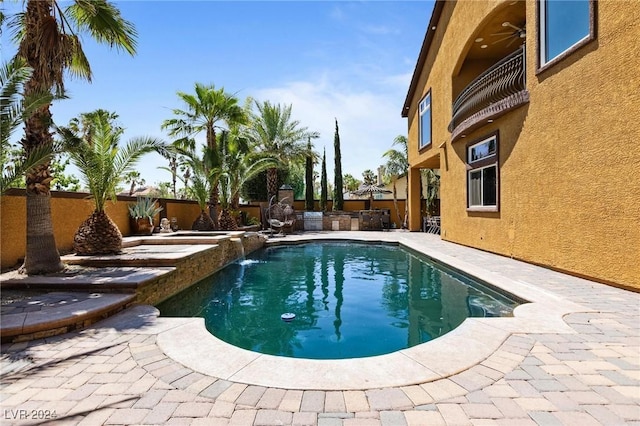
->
161, 83, 247, 229
216, 128, 276, 230
1, 57, 54, 193
250, 101, 318, 201
177, 145, 216, 230
383, 135, 409, 228
9, 0, 137, 274
57, 110, 165, 255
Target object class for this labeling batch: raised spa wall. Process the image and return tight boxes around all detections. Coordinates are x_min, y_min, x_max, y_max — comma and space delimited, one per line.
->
135, 232, 267, 306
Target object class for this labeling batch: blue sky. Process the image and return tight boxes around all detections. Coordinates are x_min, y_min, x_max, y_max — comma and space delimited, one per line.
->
2, 1, 434, 189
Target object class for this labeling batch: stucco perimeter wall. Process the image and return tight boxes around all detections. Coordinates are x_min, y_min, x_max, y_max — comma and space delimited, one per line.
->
407, 1, 640, 289
0, 191, 264, 270
1, 192, 132, 270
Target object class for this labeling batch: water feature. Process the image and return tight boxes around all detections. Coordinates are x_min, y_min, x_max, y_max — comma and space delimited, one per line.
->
232, 238, 245, 260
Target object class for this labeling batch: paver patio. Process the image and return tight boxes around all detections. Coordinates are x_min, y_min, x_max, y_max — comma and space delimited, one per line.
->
1, 232, 638, 425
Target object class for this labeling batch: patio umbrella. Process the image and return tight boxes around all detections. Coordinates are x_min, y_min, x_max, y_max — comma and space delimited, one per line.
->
351, 184, 392, 208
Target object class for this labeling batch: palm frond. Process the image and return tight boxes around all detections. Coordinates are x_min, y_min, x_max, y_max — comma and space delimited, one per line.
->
59, 110, 166, 211
67, 35, 92, 82
66, 0, 137, 55
112, 136, 167, 179
250, 100, 314, 167
383, 135, 409, 178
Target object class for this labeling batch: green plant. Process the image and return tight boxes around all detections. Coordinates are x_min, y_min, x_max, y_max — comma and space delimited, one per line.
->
13, 0, 137, 273
128, 196, 163, 219
162, 83, 248, 229
246, 215, 261, 226
333, 119, 344, 211
57, 110, 166, 255
0, 57, 56, 194
249, 100, 319, 202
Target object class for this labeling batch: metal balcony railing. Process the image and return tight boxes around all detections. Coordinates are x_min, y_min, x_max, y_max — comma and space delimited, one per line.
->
449, 46, 526, 133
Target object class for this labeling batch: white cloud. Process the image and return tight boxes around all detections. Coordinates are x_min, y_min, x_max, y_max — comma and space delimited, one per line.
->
252, 72, 410, 183
359, 24, 399, 36
329, 5, 345, 21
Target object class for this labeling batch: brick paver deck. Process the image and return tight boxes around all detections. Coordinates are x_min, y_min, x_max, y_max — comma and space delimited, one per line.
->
1, 232, 638, 425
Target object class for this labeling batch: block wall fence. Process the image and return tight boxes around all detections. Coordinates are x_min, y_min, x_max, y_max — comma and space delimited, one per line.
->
1, 189, 406, 270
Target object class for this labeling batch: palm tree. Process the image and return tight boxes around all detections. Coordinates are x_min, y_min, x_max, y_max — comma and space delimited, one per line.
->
178, 146, 216, 230
161, 83, 247, 229
342, 174, 361, 194
9, 0, 137, 274
250, 101, 318, 201
158, 152, 179, 198
362, 169, 376, 185
383, 135, 409, 228
1, 57, 54, 194
124, 170, 145, 196
422, 168, 440, 216
216, 128, 276, 230
57, 110, 165, 255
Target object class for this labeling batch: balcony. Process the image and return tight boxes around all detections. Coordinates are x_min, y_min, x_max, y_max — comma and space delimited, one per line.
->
449, 46, 529, 141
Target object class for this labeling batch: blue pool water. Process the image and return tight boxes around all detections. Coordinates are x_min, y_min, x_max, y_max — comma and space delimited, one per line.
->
157, 242, 522, 359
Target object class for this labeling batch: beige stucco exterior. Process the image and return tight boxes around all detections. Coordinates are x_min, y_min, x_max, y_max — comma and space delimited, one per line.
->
404, 0, 640, 290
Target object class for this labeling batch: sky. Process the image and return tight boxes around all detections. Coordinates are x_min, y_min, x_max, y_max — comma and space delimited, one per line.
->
2, 0, 434, 190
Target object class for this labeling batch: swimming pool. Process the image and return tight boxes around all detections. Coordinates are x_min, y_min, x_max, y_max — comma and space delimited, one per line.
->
158, 241, 522, 359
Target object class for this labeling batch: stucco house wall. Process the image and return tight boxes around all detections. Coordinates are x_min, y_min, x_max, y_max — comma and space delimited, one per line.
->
404, 0, 640, 290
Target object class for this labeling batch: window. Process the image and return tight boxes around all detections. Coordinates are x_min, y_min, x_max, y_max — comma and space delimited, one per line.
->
538, 0, 595, 69
469, 138, 496, 163
419, 91, 431, 149
467, 134, 498, 211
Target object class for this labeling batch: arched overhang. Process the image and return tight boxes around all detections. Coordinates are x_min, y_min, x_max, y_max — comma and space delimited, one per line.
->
449, 1, 528, 141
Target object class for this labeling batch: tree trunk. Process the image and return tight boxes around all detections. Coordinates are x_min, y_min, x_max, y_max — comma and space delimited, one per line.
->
219, 208, 238, 231
19, 1, 64, 274
74, 210, 123, 256
206, 126, 219, 229
305, 149, 314, 211
231, 193, 240, 211
192, 210, 215, 231
266, 167, 279, 202
21, 109, 64, 273
170, 156, 177, 198
21, 192, 64, 274
208, 196, 219, 230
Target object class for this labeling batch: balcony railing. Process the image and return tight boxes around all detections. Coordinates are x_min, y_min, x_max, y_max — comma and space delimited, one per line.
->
449, 46, 527, 138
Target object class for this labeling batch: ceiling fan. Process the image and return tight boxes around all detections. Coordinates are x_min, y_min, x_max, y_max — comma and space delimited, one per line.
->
491, 21, 526, 47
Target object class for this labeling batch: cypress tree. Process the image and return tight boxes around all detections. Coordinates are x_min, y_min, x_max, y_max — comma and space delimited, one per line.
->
320, 148, 328, 211
305, 138, 314, 211
333, 118, 344, 211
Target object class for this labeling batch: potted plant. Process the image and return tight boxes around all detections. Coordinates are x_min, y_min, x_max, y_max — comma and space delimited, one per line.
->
128, 196, 163, 235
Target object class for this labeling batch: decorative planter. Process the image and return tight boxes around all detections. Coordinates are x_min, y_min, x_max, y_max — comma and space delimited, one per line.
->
130, 217, 154, 236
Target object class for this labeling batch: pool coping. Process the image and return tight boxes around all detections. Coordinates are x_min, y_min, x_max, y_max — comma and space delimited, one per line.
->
155, 232, 593, 390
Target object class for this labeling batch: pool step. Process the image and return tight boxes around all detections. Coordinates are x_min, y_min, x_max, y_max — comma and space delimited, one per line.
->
1, 292, 136, 343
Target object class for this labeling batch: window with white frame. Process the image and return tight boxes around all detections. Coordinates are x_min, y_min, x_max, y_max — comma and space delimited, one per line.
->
419, 91, 431, 149
539, 0, 594, 69
467, 134, 498, 210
